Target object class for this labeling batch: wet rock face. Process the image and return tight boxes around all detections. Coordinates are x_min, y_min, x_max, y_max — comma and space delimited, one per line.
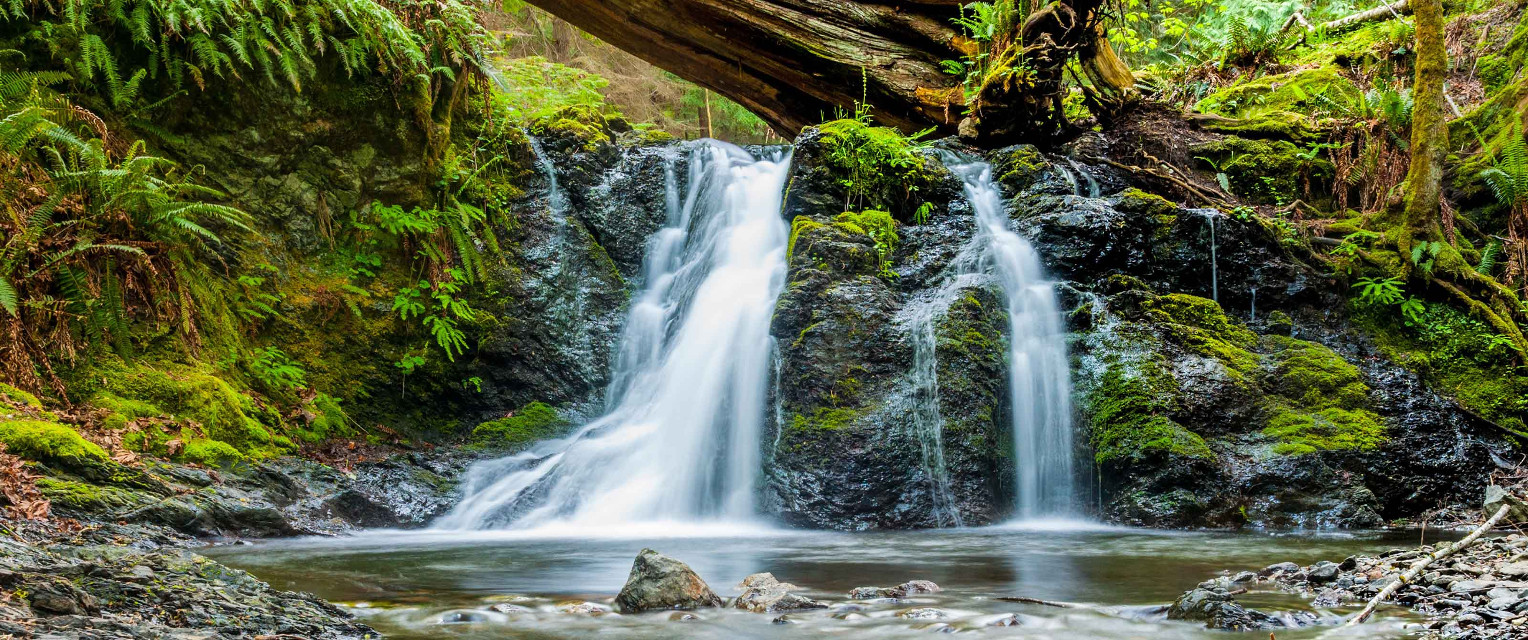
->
613, 549, 724, 613
475, 122, 679, 415
1028, 153, 1512, 528
40, 451, 463, 536
764, 135, 1014, 530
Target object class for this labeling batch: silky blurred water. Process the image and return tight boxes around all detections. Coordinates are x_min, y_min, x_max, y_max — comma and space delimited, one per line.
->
209, 525, 1437, 639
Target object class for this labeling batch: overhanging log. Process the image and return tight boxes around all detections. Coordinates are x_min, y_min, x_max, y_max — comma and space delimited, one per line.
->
526, 0, 1136, 145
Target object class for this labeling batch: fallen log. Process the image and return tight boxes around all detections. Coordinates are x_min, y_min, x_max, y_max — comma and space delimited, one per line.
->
1344, 502, 1512, 626
1322, 0, 1413, 33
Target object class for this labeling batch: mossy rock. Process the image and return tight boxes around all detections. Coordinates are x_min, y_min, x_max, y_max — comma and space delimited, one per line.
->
98, 363, 287, 457
1190, 136, 1328, 205
1263, 406, 1385, 456
0, 383, 43, 409
1114, 188, 1179, 218
530, 105, 615, 153
1142, 293, 1260, 376
470, 402, 572, 450
0, 419, 109, 467
1265, 337, 1370, 410
788, 406, 862, 433
1088, 365, 1215, 465
37, 476, 159, 515
813, 119, 940, 219
991, 144, 1051, 194
1195, 66, 1360, 121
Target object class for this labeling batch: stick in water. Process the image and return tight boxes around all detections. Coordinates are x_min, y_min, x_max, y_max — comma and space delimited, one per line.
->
1345, 503, 1512, 626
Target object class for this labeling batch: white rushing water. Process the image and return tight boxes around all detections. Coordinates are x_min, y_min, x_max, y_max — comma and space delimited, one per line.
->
435, 141, 792, 531
945, 159, 1076, 520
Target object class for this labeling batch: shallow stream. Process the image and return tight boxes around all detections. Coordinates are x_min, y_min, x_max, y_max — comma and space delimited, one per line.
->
208, 524, 1442, 639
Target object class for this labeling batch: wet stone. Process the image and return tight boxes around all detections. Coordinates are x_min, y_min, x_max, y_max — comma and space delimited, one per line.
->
488, 603, 533, 614
898, 607, 949, 620
1260, 562, 1299, 577
1308, 561, 1340, 584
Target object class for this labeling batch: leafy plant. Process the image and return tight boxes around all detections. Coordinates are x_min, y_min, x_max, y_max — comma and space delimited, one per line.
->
1353, 276, 1405, 307
1479, 121, 1528, 290
250, 347, 308, 391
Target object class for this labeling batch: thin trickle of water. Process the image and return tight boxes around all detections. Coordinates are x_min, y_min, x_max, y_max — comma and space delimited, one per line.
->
435, 141, 793, 530
903, 300, 967, 527
946, 159, 1076, 520
528, 136, 569, 222
1054, 162, 1082, 196
1250, 286, 1258, 322
1066, 158, 1100, 198
1208, 214, 1218, 303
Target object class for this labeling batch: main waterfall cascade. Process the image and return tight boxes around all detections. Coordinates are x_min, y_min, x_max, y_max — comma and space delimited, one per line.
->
436, 143, 1075, 531
435, 141, 793, 530
945, 159, 1076, 520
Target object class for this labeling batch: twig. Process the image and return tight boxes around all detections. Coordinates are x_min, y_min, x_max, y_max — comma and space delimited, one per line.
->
1346, 503, 1513, 625
997, 596, 1078, 608
1322, 0, 1413, 33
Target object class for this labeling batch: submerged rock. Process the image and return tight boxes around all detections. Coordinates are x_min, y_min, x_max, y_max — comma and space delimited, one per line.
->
1167, 585, 1315, 630
849, 580, 943, 599
731, 573, 828, 613
613, 549, 723, 613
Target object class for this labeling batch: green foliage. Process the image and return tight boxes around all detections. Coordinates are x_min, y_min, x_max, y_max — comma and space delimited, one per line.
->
490, 56, 610, 122
816, 118, 934, 215
250, 346, 307, 392
470, 401, 569, 449
1353, 276, 1405, 307
393, 268, 478, 362
0, 73, 252, 392
6, 0, 488, 105
835, 210, 899, 279
945, 0, 1028, 102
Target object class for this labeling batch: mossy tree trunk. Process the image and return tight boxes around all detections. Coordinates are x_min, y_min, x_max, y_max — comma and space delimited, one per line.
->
525, 0, 1134, 144
1400, 0, 1447, 248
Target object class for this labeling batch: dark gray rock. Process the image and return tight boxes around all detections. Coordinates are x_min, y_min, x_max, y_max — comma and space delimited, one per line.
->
1308, 561, 1341, 584
613, 549, 723, 613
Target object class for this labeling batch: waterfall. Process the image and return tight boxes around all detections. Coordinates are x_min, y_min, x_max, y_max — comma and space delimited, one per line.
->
434, 141, 793, 530
1207, 213, 1219, 303
945, 159, 1076, 520
527, 136, 569, 222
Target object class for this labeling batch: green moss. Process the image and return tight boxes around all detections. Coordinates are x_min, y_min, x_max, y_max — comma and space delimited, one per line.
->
788, 406, 861, 432
1088, 365, 1215, 465
1196, 111, 1328, 143
814, 119, 936, 217
99, 363, 285, 457
1195, 66, 1360, 121
1114, 188, 1178, 217
1264, 407, 1385, 455
1266, 337, 1370, 410
787, 216, 826, 259
991, 145, 1050, 193
0, 420, 109, 465
529, 105, 612, 152
1144, 294, 1260, 375
291, 393, 353, 444
1190, 136, 1328, 205
178, 439, 246, 467
91, 392, 162, 431
470, 402, 570, 449
36, 477, 156, 513
0, 383, 42, 409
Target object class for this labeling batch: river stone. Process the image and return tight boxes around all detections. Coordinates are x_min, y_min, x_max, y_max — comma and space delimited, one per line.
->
1308, 561, 1340, 584
898, 607, 948, 620
732, 573, 828, 613
488, 603, 533, 614
1259, 562, 1299, 577
1167, 588, 1300, 631
849, 580, 943, 599
613, 549, 723, 613
1451, 579, 1493, 593
1500, 562, 1528, 578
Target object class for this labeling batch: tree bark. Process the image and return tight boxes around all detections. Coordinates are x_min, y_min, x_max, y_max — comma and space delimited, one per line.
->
524, 0, 1133, 144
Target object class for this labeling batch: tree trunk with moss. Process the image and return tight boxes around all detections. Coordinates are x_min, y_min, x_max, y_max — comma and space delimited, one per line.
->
524, 0, 1134, 144
1401, 0, 1447, 244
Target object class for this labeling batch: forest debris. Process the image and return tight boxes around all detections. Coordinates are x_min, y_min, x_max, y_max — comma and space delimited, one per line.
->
1345, 500, 1513, 625
1322, 0, 1414, 33
0, 444, 49, 521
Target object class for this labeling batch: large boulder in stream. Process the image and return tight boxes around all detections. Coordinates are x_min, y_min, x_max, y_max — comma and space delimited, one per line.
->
613, 549, 724, 613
